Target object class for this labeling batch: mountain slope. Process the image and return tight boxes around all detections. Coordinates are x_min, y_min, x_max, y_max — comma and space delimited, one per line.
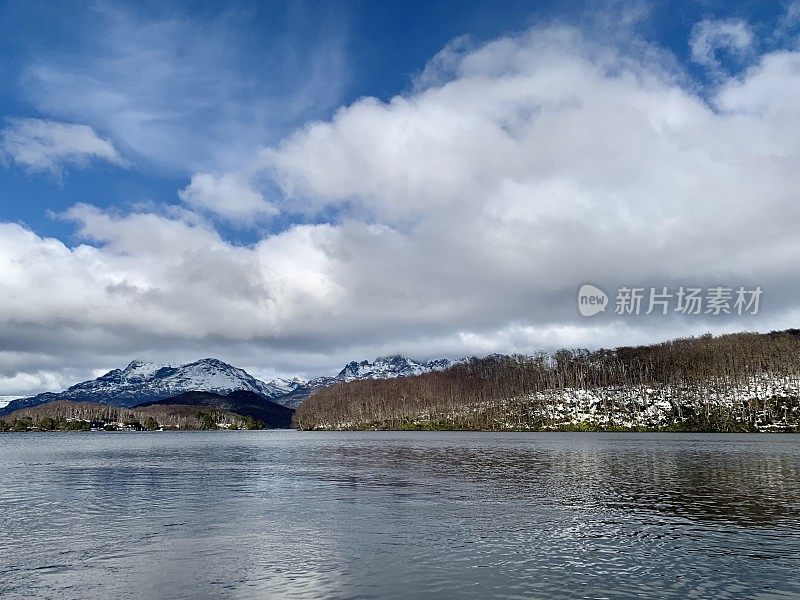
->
294, 331, 800, 432
0, 358, 299, 415
336, 355, 453, 381
137, 390, 295, 428
276, 355, 461, 408
0, 354, 460, 415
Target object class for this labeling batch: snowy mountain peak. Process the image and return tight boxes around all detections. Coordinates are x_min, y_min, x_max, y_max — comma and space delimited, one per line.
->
192, 358, 232, 369
1, 354, 462, 415
125, 359, 159, 370
5, 357, 292, 412
376, 355, 421, 367
267, 377, 305, 394
121, 360, 167, 382
336, 355, 450, 381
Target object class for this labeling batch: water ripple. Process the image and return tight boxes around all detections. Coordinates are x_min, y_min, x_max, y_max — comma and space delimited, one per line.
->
0, 432, 799, 599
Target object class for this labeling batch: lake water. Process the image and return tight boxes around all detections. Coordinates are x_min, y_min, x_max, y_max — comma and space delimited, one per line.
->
1, 432, 799, 599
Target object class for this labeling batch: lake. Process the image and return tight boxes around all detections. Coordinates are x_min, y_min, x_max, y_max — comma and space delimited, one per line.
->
1, 432, 799, 599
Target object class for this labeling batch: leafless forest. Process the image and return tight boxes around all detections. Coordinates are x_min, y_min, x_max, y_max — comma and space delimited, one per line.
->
1, 401, 258, 431
295, 331, 800, 432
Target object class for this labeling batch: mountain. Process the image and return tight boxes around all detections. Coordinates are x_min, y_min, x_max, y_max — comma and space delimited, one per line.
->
0, 396, 22, 409
0, 358, 300, 416
137, 390, 295, 428
0, 354, 459, 416
336, 355, 454, 381
275, 355, 462, 408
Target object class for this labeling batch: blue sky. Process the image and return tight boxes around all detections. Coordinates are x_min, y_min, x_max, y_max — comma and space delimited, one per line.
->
0, 0, 799, 394
2, 0, 547, 238
0, 0, 789, 240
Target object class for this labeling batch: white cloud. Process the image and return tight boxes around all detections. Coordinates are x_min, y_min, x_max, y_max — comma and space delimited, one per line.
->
2, 25, 800, 393
690, 19, 754, 72
179, 172, 277, 222
413, 35, 474, 92
261, 26, 800, 338
0, 118, 127, 174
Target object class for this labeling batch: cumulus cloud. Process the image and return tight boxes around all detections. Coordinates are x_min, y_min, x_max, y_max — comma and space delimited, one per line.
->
257, 26, 800, 348
690, 19, 754, 72
0, 117, 127, 174
179, 172, 278, 222
2, 24, 800, 393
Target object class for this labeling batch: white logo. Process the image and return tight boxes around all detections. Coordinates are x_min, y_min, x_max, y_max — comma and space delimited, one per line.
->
578, 284, 608, 317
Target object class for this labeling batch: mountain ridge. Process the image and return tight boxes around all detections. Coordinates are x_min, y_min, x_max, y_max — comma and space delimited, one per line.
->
0, 354, 459, 415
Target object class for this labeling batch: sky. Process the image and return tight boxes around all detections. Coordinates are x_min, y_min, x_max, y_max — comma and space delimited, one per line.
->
0, 0, 799, 394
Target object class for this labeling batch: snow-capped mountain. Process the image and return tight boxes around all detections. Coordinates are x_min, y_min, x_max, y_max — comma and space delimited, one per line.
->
0, 355, 459, 415
275, 355, 462, 408
265, 376, 307, 396
0, 358, 302, 414
337, 355, 449, 381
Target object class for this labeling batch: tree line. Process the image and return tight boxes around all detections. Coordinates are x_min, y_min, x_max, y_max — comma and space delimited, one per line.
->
0, 401, 266, 432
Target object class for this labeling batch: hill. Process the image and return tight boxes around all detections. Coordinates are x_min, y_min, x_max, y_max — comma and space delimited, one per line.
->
136, 390, 294, 428
0, 400, 262, 431
294, 331, 800, 432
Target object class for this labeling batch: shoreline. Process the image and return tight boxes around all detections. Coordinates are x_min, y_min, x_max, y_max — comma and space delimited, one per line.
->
5, 427, 792, 434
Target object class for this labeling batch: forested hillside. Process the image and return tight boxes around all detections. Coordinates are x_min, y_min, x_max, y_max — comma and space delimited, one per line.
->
294, 331, 800, 432
0, 401, 266, 431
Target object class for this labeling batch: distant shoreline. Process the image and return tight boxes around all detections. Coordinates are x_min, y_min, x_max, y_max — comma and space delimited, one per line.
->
297, 426, 798, 433
4, 427, 794, 434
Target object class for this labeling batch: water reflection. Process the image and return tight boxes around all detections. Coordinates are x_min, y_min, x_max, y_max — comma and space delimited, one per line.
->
0, 432, 799, 599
